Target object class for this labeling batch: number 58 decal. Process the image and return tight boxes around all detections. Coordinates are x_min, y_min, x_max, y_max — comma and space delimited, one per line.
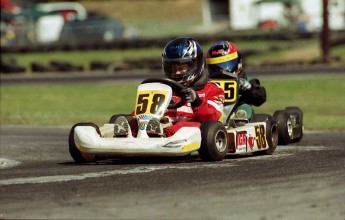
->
135, 90, 168, 116
255, 125, 267, 149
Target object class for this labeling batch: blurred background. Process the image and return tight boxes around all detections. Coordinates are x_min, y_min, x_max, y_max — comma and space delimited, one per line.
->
1, 0, 344, 73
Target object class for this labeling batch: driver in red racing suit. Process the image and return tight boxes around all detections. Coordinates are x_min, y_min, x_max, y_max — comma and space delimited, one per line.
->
163, 78, 224, 137
114, 37, 224, 137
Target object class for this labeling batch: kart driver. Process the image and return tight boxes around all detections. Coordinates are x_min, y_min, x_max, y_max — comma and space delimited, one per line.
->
114, 37, 225, 137
206, 41, 266, 126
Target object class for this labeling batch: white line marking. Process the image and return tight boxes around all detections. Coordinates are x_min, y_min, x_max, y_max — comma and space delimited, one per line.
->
0, 145, 327, 186
276, 145, 329, 152
0, 158, 21, 169
0, 163, 237, 186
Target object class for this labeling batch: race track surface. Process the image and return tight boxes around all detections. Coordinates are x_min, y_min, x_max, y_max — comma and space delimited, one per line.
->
0, 126, 344, 219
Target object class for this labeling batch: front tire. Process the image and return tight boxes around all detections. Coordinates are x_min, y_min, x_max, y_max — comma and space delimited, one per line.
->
68, 122, 101, 163
199, 121, 229, 161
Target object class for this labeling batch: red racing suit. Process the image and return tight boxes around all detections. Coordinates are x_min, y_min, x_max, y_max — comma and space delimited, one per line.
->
163, 81, 224, 136
130, 81, 224, 137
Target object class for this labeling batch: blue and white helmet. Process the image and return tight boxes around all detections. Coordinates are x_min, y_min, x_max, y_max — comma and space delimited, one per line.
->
162, 37, 204, 87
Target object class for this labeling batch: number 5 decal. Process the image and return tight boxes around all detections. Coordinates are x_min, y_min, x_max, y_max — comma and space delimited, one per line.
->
211, 80, 237, 104
136, 94, 150, 114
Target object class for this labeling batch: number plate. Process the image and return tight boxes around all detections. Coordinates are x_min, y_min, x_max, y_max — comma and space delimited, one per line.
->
211, 79, 238, 104
135, 90, 168, 117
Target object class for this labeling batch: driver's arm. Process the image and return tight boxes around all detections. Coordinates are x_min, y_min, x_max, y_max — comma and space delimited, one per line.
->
240, 78, 266, 106
192, 82, 224, 122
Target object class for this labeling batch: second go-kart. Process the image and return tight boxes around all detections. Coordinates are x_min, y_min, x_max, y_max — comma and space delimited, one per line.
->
69, 77, 303, 163
211, 75, 304, 147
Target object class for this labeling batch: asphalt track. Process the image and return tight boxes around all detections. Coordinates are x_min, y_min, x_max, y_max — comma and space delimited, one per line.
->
0, 125, 344, 220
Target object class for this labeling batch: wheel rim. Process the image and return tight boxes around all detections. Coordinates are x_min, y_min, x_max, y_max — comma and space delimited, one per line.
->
287, 117, 293, 138
215, 130, 227, 152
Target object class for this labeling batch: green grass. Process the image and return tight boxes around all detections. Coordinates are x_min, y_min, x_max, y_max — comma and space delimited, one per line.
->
1, 76, 345, 130
332, 45, 345, 58
0, 83, 137, 125
254, 76, 345, 130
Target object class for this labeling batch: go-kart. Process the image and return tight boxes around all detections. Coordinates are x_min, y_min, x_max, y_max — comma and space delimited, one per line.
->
211, 76, 304, 146
69, 77, 303, 163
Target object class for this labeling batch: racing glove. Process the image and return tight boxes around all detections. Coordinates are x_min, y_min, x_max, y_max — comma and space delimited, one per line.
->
181, 88, 202, 107
239, 78, 252, 91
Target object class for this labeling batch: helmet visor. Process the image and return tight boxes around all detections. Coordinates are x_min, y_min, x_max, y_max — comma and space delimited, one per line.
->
208, 60, 238, 78
164, 59, 197, 82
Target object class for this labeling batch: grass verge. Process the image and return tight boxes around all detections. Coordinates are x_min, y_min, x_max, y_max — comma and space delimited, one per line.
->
1, 76, 344, 131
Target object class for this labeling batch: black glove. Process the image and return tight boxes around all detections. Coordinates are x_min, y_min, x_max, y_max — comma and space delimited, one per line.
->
181, 88, 202, 107
239, 78, 252, 91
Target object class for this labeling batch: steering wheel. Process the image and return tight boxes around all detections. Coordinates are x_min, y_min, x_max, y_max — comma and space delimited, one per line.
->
141, 77, 187, 109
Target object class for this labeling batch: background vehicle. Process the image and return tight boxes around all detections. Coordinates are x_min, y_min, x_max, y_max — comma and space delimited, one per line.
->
0, 1, 125, 46
58, 11, 124, 46
36, 2, 125, 45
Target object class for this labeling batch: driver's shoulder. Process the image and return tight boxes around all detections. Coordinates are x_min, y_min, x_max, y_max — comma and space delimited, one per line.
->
198, 81, 224, 94
206, 81, 221, 88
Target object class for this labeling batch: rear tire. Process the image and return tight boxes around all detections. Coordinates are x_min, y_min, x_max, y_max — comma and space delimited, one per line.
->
251, 114, 278, 155
285, 107, 304, 143
199, 121, 229, 161
273, 110, 292, 145
68, 122, 101, 163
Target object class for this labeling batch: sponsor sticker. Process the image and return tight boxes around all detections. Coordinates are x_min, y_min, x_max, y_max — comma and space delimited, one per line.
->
236, 131, 247, 153
248, 134, 255, 149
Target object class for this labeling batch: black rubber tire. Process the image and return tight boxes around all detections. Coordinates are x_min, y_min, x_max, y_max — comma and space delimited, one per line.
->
0, 59, 26, 73
251, 114, 278, 155
109, 114, 132, 123
68, 122, 101, 163
198, 121, 229, 161
285, 107, 304, 142
50, 61, 84, 72
273, 110, 291, 145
